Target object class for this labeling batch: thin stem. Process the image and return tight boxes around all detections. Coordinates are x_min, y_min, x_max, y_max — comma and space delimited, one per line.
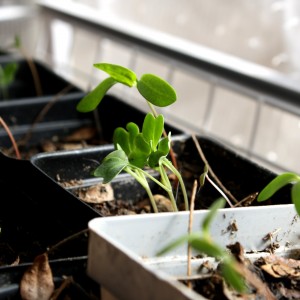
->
163, 158, 189, 210
0, 117, 21, 159
137, 167, 172, 192
159, 163, 178, 211
187, 179, 198, 289
191, 134, 238, 204
206, 174, 234, 208
125, 167, 158, 213
46, 228, 88, 254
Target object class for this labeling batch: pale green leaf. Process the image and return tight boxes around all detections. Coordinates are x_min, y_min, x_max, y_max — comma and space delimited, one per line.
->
257, 173, 300, 202
93, 63, 137, 87
292, 181, 300, 215
76, 77, 117, 112
137, 74, 176, 107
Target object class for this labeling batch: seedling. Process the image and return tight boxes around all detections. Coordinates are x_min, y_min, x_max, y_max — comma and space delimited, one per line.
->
76, 63, 176, 113
257, 172, 300, 215
157, 198, 247, 293
0, 62, 18, 99
76, 63, 188, 212
93, 112, 188, 212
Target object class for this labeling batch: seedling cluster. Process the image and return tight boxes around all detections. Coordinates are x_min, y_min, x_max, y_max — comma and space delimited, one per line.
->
76, 63, 188, 212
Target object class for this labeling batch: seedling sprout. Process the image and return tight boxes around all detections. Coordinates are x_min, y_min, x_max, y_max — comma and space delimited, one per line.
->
77, 63, 188, 212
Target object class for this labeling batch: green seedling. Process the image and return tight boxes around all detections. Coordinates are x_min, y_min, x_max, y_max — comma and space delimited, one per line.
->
77, 63, 176, 112
0, 62, 18, 99
93, 112, 188, 213
76, 63, 188, 213
76, 63, 176, 113
157, 198, 247, 293
257, 172, 300, 215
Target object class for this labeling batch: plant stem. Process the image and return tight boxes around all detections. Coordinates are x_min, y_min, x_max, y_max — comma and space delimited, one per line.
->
125, 167, 159, 213
163, 158, 189, 210
187, 179, 197, 289
159, 163, 178, 211
0, 117, 21, 159
191, 134, 238, 205
205, 174, 234, 208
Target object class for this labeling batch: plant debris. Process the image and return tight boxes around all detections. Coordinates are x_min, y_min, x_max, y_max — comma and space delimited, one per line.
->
20, 253, 54, 300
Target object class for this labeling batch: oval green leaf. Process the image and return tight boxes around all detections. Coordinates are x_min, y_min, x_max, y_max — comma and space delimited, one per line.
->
142, 113, 164, 149
291, 181, 300, 215
76, 77, 117, 112
94, 63, 137, 87
93, 150, 128, 183
257, 172, 300, 202
137, 74, 177, 107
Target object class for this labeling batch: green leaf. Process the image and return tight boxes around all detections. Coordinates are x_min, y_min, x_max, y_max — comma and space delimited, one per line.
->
137, 74, 177, 107
189, 237, 225, 258
113, 127, 131, 155
148, 137, 170, 168
142, 113, 164, 149
156, 233, 200, 256
126, 122, 140, 148
157, 233, 224, 259
14, 35, 21, 49
76, 77, 117, 112
257, 172, 300, 202
114, 122, 151, 169
221, 261, 247, 293
199, 164, 209, 187
93, 63, 137, 87
292, 181, 300, 215
128, 133, 151, 168
0, 62, 18, 86
93, 150, 128, 183
202, 198, 225, 234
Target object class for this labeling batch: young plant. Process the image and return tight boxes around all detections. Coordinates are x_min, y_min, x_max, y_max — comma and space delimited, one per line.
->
156, 198, 247, 293
257, 172, 300, 215
0, 62, 18, 99
76, 63, 176, 114
93, 112, 188, 213
76, 63, 188, 213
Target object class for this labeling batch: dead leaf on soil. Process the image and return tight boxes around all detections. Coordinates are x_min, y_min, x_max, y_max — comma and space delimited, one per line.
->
20, 253, 54, 300
259, 254, 300, 279
62, 127, 97, 142
77, 183, 114, 203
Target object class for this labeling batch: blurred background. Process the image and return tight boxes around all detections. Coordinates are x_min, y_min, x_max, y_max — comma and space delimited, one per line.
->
1, 0, 300, 173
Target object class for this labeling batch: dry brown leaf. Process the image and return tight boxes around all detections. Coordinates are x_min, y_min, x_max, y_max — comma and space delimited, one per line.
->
260, 255, 300, 279
77, 183, 114, 203
63, 127, 97, 142
20, 253, 54, 300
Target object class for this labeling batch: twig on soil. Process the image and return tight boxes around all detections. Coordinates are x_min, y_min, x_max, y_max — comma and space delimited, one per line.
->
191, 134, 238, 206
0, 116, 21, 159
